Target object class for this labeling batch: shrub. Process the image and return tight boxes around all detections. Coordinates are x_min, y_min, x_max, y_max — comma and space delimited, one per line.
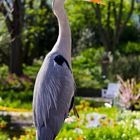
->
108, 53, 140, 81
73, 48, 109, 88
0, 65, 33, 91
0, 90, 32, 109
119, 42, 140, 55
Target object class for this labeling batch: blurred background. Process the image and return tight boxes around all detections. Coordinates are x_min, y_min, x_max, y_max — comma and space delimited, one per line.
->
0, 0, 140, 139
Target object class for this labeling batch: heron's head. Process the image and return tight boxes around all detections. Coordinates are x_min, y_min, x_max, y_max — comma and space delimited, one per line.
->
47, 0, 66, 10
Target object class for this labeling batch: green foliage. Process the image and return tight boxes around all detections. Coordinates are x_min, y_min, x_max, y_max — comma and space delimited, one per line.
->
120, 25, 140, 43
0, 59, 41, 109
108, 53, 140, 81
0, 132, 9, 140
0, 90, 32, 109
0, 72, 33, 92
86, 125, 140, 140
120, 42, 140, 55
65, 0, 99, 51
23, 0, 58, 64
20, 123, 140, 140
0, 64, 8, 79
73, 47, 109, 88
56, 106, 140, 140
23, 58, 42, 79
66, 0, 96, 30
0, 116, 8, 128
0, 65, 34, 109
0, 115, 11, 140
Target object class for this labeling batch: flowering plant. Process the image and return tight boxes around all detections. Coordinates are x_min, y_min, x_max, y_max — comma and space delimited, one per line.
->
117, 75, 140, 110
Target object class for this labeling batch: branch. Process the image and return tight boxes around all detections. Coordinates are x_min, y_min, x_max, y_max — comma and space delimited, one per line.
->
5, 0, 12, 10
106, 1, 111, 38
112, 1, 117, 26
95, 4, 102, 29
113, 0, 124, 48
94, 4, 109, 48
113, 0, 135, 49
0, 2, 13, 33
116, 0, 123, 35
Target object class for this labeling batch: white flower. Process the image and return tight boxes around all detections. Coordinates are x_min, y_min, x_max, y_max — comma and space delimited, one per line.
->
86, 113, 106, 128
134, 119, 140, 131
65, 116, 76, 124
104, 103, 112, 108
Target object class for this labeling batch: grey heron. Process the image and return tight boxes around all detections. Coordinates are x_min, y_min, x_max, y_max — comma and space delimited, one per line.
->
33, 0, 76, 139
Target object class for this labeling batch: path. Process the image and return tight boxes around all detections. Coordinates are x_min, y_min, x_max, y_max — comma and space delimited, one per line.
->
0, 111, 33, 128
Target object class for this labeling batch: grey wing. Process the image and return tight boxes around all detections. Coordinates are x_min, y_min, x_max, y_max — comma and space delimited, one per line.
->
33, 54, 74, 129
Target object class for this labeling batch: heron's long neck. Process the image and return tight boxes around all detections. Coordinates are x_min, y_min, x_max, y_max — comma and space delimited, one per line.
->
52, 6, 71, 64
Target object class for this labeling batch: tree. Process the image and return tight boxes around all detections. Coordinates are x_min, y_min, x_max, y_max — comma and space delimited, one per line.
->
0, 0, 24, 75
93, 0, 135, 52
0, 0, 58, 73
86, 0, 136, 79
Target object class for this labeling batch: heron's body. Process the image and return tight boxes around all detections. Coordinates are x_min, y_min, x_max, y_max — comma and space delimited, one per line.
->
33, 52, 74, 139
33, 0, 75, 139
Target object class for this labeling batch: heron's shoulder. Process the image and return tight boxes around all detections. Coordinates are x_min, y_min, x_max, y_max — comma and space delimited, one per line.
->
44, 52, 70, 68
41, 52, 58, 66
45, 52, 60, 60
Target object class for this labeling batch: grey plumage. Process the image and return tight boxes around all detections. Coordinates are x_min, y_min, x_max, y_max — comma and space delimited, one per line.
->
33, 52, 74, 140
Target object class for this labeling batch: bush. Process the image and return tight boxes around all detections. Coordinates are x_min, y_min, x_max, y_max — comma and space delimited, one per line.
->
108, 52, 140, 81
23, 58, 42, 79
73, 47, 109, 88
0, 90, 32, 109
119, 42, 140, 55
0, 132, 9, 140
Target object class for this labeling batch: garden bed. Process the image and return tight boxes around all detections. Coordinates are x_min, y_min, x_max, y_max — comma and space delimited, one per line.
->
0, 100, 139, 140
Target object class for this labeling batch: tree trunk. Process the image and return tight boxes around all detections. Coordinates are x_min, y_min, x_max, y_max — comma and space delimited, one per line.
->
9, 0, 23, 76
1, 0, 23, 75
10, 35, 22, 76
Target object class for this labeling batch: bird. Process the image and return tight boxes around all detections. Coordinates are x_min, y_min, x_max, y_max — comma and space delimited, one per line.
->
32, 0, 75, 139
